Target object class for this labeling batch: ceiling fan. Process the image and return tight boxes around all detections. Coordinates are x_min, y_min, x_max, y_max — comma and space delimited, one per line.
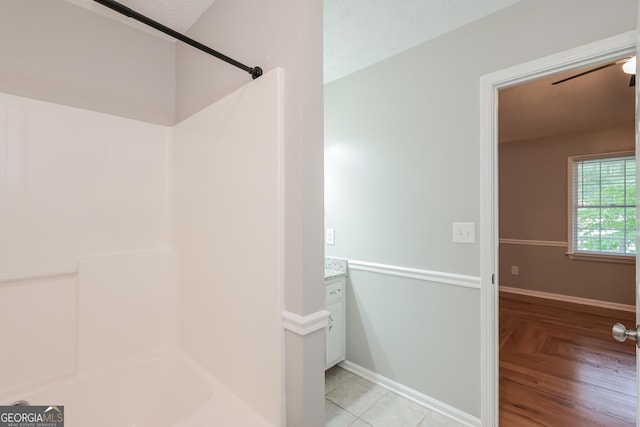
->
552, 56, 636, 87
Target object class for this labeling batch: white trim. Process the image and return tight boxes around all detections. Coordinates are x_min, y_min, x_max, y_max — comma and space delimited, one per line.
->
567, 150, 636, 162
348, 260, 481, 289
567, 151, 636, 257
339, 360, 481, 427
479, 64, 499, 427
499, 238, 567, 248
566, 252, 636, 264
281, 309, 330, 336
500, 286, 635, 312
479, 31, 637, 427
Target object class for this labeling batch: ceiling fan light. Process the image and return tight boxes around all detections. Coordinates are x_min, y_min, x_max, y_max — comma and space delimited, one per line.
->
622, 56, 636, 75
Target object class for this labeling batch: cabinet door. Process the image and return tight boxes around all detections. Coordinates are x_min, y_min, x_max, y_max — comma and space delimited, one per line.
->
326, 302, 344, 368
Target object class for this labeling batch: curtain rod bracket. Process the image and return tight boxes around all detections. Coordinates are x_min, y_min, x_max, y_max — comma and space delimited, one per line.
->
251, 67, 263, 80
93, 0, 263, 80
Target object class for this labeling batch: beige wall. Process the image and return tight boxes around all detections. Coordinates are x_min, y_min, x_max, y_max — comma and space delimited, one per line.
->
178, 0, 325, 320
499, 124, 635, 304
0, 0, 175, 125
177, 1, 326, 425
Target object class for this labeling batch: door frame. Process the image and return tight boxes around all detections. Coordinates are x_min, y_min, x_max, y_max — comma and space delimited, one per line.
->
479, 31, 637, 427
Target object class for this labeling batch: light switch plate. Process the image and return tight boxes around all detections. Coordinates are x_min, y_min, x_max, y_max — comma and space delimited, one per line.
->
452, 222, 475, 243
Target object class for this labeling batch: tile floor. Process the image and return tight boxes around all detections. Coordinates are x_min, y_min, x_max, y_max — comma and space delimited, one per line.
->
325, 365, 466, 427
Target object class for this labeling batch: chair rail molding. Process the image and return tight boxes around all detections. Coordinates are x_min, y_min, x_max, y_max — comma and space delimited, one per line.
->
348, 260, 481, 289
499, 238, 567, 248
281, 309, 330, 336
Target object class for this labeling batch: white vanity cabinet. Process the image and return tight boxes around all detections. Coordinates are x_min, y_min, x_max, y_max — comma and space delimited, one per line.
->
325, 277, 346, 369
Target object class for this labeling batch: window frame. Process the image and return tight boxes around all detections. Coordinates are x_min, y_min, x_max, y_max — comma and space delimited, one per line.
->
567, 150, 636, 264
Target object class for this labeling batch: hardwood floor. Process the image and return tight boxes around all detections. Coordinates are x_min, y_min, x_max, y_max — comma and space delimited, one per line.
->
500, 291, 636, 426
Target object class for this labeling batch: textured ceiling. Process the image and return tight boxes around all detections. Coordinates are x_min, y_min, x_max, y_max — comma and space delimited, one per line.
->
324, 0, 521, 83
499, 57, 636, 143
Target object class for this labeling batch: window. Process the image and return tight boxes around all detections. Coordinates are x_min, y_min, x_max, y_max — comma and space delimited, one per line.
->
568, 152, 636, 262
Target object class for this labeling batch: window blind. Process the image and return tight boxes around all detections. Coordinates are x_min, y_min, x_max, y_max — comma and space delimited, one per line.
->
573, 155, 636, 255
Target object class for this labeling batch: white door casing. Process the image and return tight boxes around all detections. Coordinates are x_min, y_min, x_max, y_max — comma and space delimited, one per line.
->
479, 31, 637, 427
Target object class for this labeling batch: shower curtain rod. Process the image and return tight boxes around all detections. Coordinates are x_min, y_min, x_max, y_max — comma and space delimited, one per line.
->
93, 0, 263, 80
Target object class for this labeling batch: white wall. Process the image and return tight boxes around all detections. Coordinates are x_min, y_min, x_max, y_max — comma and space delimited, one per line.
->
325, 0, 637, 419
0, 0, 175, 125
0, 93, 174, 393
172, 69, 284, 426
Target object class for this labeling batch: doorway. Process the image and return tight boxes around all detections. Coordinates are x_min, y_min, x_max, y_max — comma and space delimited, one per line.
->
479, 31, 638, 426
497, 54, 637, 425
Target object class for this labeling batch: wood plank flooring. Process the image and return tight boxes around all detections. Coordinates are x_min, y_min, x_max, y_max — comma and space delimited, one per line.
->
500, 291, 636, 426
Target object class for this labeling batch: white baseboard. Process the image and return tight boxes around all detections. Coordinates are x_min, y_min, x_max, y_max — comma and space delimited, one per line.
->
500, 286, 635, 312
338, 360, 481, 427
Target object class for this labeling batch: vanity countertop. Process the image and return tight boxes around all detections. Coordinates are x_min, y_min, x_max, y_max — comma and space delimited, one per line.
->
325, 257, 348, 280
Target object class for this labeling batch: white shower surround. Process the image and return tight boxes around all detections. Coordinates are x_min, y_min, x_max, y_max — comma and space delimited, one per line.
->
0, 69, 285, 426
0, 352, 271, 427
